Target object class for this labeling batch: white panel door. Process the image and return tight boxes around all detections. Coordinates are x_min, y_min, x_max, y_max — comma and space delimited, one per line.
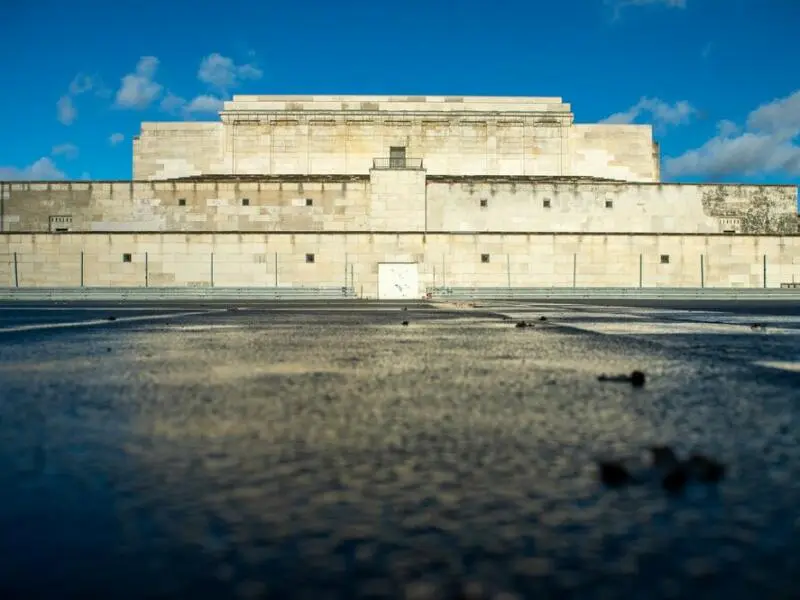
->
378, 263, 419, 300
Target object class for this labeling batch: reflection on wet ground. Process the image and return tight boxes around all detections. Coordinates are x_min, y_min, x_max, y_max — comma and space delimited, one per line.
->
1, 302, 800, 599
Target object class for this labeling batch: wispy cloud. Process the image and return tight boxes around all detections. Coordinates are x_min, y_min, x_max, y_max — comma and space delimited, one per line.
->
157, 53, 257, 120
600, 97, 696, 130
115, 56, 163, 109
51, 143, 79, 159
664, 89, 800, 178
160, 93, 225, 118
109, 133, 125, 146
197, 53, 262, 92
0, 158, 66, 181
57, 95, 77, 125
56, 73, 108, 125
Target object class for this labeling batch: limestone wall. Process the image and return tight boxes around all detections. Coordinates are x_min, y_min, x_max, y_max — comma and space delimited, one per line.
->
1, 178, 372, 233
2, 232, 800, 295
427, 181, 798, 234
133, 123, 224, 180
2, 176, 795, 236
570, 125, 658, 182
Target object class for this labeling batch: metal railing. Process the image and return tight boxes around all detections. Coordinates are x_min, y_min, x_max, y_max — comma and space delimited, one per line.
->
372, 157, 424, 170
0, 286, 357, 301
427, 286, 800, 301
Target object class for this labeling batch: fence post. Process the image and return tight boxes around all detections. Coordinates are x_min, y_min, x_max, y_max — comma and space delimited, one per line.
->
700, 254, 705, 288
210, 252, 214, 287
145, 251, 149, 287
572, 253, 577, 288
763, 254, 767, 288
13, 252, 18, 288
639, 254, 643, 288
80, 251, 84, 287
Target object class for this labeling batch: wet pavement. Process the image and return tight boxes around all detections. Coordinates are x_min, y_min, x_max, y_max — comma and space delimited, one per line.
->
1, 300, 800, 599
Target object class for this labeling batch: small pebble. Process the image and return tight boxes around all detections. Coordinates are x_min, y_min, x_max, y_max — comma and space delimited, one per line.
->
402, 320, 409, 326
107, 316, 117, 321
598, 461, 633, 487
539, 316, 547, 321
515, 321, 528, 329
630, 370, 646, 387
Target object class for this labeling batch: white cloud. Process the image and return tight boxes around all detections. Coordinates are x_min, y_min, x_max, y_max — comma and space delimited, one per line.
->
197, 53, 262, 91
51, 143, 79, 159
185, 95, 224, 114
160, 92, 187, 114
601, 97, 696, 128
664, 89, 800, 178
115, 56, 163, 109
0, 158, 66, 181
159, 93, 224, 117
57, 95, 77, 125
68, 74, 95, 95
109, 132, 125, 146
56, 73, 109, 125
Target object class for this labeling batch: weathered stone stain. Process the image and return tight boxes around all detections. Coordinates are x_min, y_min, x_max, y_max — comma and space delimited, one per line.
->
701, 188, 797, 234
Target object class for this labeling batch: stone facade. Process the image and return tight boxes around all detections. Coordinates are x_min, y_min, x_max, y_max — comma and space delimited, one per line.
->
132, 95, 659, 182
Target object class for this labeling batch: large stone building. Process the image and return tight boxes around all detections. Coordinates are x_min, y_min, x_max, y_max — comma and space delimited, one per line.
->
132, 95, 661, 182
1, 95, 798, 297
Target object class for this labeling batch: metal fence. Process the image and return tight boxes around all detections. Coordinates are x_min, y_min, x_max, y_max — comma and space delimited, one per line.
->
427, 286, 800, 301
371, 157, 424, 170
0, 286, 357, 301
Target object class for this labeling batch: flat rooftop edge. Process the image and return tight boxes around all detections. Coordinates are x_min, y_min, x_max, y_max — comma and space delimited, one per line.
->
229, 95, 566, 104
2, 230, 799, 237
2, 177, 797, 188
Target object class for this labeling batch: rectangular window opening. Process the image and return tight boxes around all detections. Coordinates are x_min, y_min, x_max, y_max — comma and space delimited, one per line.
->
389, 146, 406, 168
605, 200, 614, 209
122, 253, 132, 263
178, 198, 186, 206
543, 199, 551, 208
480, 198, 488, 208
305, 198, 313, 206
305, 253, 315, 263
242, 198, 250, 206
660, 254, 670, 264
481, 254, 490, 263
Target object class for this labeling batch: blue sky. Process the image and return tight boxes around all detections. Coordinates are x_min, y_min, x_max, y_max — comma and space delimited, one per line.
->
0, 0, 798, 185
